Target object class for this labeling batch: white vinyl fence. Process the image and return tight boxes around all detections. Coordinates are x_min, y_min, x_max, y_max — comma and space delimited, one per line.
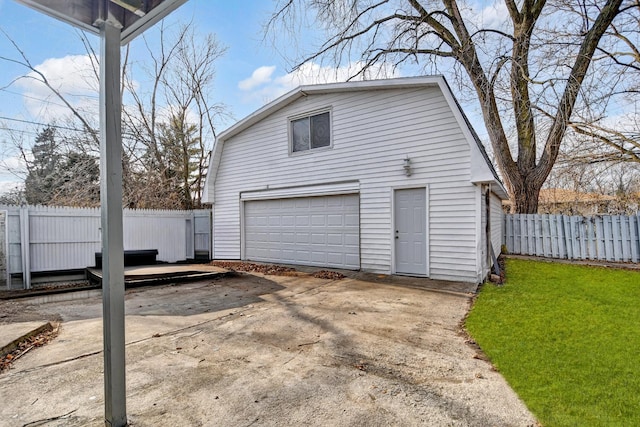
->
0, 205, 212, 289
505, 213, 640, 263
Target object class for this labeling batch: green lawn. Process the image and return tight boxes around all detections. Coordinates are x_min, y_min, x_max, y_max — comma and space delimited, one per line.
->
465, 258, 640, 427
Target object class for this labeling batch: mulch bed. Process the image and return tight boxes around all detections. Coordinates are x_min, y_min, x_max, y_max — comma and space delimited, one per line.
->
311, 270, 346, 280
0, 322, 60, 374
211, 261, 300, 276
211, 261, 346, 280
0, 280, 99, 300
0, 281, 95, 300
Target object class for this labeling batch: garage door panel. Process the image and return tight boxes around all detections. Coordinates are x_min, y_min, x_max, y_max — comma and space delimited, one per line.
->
308, 252, 322, 262
269, 232, 281, 243
327, 215, 343, 226
311, 233, 326, 244
295, 233, 310, 243
246, 232, 268, 242
270, 249, 284, 259
248, 247, 268, 258
268, 217, 281, 226
248, 216, 268, 226
282, 216, 295, 226
345, 254, 360, 266
311, 215, 326, 226
344, 234, 359, 245
296, 251, 310, 262
345, 214, 359, 226
327, 234, 343, 245
295, 216, 310, 226
282, 199, 296, 211
282, 232, 295, 243
244, 194, 360, 269
327, 253, 343, 264
326, 197, 343, 207
306, 197, 327, 208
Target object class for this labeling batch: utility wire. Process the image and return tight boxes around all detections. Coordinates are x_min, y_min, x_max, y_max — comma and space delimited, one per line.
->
0, 88, 70, 109
0, 115, 89, 132
0, 126, 39, 136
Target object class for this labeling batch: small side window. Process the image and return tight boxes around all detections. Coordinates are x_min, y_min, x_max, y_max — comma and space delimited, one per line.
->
291, 111, 331, 153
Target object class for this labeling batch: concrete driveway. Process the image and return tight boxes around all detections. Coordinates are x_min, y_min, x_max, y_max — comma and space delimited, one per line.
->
0, 272, 536, 426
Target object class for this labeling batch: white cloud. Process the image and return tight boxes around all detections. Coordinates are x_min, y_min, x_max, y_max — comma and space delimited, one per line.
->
463, 1, 510, 30
238, 65, 276, 90
239, 61, 402, 107
16, 54, 99, 122
478, 2, 509, 29
0, 151, 27, 178
153, 104, 202, 128
0, 180, 23, 196
0, 152, 26, 196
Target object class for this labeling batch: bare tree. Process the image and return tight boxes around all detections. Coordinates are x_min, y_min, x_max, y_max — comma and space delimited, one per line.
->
268, 0, 635, 212
0, 21, 227, 209
565, 1, 640, 164
0, 28, 99, 146
122, 22, 227, 208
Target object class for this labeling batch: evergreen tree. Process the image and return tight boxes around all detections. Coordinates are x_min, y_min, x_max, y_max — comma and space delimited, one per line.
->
24, 126, 61, 205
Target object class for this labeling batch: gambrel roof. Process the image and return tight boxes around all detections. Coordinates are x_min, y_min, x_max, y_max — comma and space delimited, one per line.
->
203, 75, 507, 203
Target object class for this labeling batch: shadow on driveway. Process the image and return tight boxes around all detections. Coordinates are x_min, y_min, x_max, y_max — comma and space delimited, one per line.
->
0, 272, 537, 427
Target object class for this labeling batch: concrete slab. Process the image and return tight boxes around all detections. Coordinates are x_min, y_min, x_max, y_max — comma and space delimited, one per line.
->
0, 273, 537, 426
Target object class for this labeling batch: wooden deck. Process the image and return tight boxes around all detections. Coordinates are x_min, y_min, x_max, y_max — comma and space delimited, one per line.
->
86, 264, 230, 286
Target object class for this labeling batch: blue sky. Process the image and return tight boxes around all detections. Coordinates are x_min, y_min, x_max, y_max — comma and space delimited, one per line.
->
0, 1, 306, 126
0, 0, 509, 194
0, 0, 342, 192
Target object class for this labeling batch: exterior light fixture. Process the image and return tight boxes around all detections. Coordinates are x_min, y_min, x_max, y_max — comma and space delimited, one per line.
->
403, 156, 412, 176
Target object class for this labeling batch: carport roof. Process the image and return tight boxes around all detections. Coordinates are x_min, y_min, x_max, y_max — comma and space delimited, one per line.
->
15, 0, 187, 45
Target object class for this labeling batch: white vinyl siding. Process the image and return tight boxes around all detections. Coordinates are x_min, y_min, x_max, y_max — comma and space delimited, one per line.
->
213, 86, 480, 282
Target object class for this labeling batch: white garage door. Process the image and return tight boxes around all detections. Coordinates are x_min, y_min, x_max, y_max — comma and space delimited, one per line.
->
244, 194, 360, 269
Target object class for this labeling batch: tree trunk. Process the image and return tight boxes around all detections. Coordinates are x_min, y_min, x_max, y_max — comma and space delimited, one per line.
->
508, 179, 542, 214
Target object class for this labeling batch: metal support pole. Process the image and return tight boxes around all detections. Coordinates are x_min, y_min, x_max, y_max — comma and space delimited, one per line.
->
99, 18, 127, 427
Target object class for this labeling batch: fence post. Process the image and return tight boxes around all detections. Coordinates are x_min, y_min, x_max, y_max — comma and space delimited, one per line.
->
634, 213, 640, 263
620, 216, 631, 262
612, 216, 623, 262
0, 210, 7, 290
562, 215, 571, 260
19, 206, 31, 289
555, 215, 565, 258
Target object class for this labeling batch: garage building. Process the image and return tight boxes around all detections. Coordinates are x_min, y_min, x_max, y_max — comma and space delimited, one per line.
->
203, 76, 507, 283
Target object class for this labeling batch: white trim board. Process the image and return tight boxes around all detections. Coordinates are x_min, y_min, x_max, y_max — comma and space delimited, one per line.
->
240, 181, 360, 201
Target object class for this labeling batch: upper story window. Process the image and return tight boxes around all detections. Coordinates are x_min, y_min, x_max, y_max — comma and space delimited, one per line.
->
290, 111, 331, 153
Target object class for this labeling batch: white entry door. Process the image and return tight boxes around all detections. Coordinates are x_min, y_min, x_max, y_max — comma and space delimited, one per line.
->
394, 188, 427, 275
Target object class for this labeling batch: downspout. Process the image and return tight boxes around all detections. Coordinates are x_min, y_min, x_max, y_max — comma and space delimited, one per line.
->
475, 185, 484, 283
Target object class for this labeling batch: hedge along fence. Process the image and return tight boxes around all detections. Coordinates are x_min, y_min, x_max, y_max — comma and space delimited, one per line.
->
505, 213, 640, 263
0, 205, 212, 289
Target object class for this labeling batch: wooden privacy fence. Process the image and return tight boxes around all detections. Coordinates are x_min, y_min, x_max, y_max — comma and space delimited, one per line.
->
0, 205, 212, 289
505, 213, 640, 262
